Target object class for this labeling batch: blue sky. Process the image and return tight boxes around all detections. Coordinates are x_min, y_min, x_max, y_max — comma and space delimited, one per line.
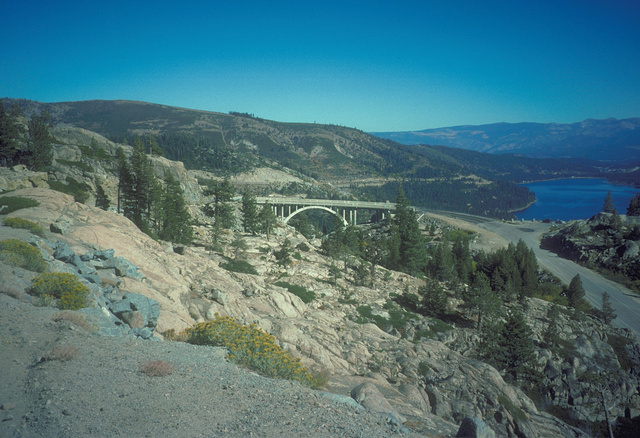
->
2, 0, 639, 131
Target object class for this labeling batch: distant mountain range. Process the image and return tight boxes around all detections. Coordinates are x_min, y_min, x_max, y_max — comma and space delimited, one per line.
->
372, 118, 640, 162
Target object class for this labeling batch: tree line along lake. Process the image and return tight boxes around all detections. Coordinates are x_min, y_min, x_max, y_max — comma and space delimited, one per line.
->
515, 178, 640, 222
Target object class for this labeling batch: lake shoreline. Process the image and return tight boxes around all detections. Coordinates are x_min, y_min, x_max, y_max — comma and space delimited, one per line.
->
515, 178, 639, 221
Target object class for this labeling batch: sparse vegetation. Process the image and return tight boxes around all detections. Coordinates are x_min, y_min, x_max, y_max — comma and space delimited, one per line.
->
42, 345, 79, 362
139, 360, 174, 377
274, 281, 316, 303
2, 216, 44, 236
29, 272, 90, 310
219, 259, 259, 275
0, 196, 40, 215
53, 311, 96, 332
48, 177, 91, 203
0, 238, 48, 272
185, 314, 324, 388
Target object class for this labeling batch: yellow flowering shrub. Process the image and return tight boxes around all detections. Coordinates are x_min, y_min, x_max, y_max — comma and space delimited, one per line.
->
186, 314, 323, 387
30, 272, 89, 310
2, 217, 45, 236
0, 238, 48, 272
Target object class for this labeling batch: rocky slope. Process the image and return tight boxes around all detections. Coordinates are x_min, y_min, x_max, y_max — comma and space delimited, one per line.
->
2, 184, 639, 437
541, 212, 640, 290
2, 137, 640, 436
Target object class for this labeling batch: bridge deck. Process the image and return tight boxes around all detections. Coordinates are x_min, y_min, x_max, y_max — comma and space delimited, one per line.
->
255, 197, 396, 210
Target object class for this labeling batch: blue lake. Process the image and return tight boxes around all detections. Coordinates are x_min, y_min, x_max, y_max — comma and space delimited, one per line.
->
515, 179, 639, 221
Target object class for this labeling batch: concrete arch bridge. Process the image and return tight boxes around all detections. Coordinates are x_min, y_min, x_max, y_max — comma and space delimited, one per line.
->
255, 197, 398, 226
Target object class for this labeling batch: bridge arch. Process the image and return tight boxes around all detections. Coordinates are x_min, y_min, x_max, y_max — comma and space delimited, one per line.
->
282, 205, 348, 227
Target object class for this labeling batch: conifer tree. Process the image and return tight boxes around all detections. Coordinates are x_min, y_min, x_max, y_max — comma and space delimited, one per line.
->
241, 189, 259, 234
115, 147, 133, 215
463, 272, 502, 331
158, 172, 193, 244
394, 184, 427, 275
384, 221, 401, 271
0, 101, 23, 166
603, 191, 616, 214
230, 234, 248, 261
515, 239, 538, 300
289, 212, 316, 239
420, 278, 448, 317
542, 304, 562, 349
259, 202, 278, 240
26, 112, 53, 171
566, 274, 586, 309
95, 183, 110, 211
129, 138, 157, 231
492, 310, 536, 382
274, 238, 293, 267
452, 234, 472, 283
600, 291, 617, 325
428, 237, 454, 282
627, 193, 640, 216
205, 178, 235, 229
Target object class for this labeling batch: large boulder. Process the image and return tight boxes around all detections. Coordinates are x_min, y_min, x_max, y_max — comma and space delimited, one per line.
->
456, 417, 496, 438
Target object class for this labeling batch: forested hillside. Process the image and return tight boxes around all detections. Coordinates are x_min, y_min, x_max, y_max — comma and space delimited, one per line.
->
0, 98, 617, 217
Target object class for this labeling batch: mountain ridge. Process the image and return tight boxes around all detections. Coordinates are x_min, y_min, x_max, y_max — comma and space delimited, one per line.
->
371, 117, 640, 162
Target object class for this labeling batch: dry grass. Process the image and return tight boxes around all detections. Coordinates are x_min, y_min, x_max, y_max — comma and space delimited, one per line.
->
162, 328, 189, 342
139, 360, 174, 377
43, 345, 79, 362
53, 311, 96, 332
0, 286, 25, 300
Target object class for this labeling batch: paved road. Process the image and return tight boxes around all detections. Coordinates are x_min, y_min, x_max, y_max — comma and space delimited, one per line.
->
477, 220, 640, 336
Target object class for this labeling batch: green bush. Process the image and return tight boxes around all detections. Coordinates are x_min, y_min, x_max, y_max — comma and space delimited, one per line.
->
0, 196, 40, 215
29, 272, 90, 310
2, 217, 44, 236
607, 334, 634, 371
274, 281, 316, 303
48, 177, 91, 204
186, 314, 324, 387
220, 259, 259, 275
0, 239, 48, 272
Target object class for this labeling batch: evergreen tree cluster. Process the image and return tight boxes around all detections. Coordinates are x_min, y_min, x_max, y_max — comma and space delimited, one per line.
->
0, 102, 54, 170
115, 140, 193, 244
355, 179, 535, 219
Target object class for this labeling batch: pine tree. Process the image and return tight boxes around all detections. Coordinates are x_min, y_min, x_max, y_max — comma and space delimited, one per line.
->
452, 234, 472, 283
230, 234, 248, 261
25, 112, 53, 171
394, 184, 427, 275
627, 193, 640, 216
0, 101, 23, 166
158, 173, 193, 244
289, 212, 316, 239
463, 272, 502, 331
328, 263, 342, 285
129, 138, 157, 231
600, 291, 617, 325
515, 239, 538, 300
241, 190, 259, 234
542, 304, 561, 349
204, 178, 235, 229
428, 238, 454, 282
566, 274, 586, 309
274, 238, 293, 267
95, 183, 110, 210
493, 310, 536, 382
603, 191, 616, 214
420, 278, 448, 317
115, 147, 133, 215
259, 202, 278, 240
